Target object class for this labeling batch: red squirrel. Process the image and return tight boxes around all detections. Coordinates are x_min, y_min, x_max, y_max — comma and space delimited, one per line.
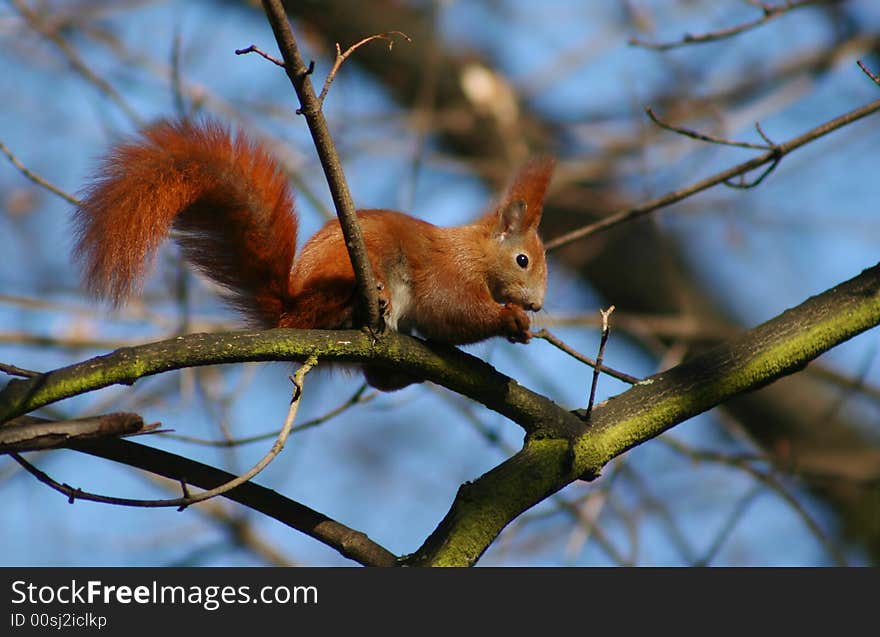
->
73, 120, 554, 389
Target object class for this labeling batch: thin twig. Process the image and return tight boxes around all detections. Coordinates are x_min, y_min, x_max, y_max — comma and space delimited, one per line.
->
13, 357, 317, 510
162, 383, 376, 447
586, 306, 615, 416
545, 96, 880, 251
640, 103, 789, 191
317, 31, 411, 105
630, 1, 829, 50
857, 59, 880, 86
533, 328, 638, 385
0, 363, 39, 378
234, 44, 286, 67
258, 0, 381, 332
721, 155, 781, 189
0, 140, 80, 206
645, 106, 774, 151
1, 413, 159, 454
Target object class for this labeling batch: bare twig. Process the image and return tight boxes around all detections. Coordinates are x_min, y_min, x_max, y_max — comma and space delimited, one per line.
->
0, 140, 80, 206
533, 328, 638, 385
162, 383, 376, 447
0, 363, 39, 378
857, 59, 880, 86
13, 357, 317, 509
645, 106, 774, 151
586, 306, 615, 416
0, 413, 158, 453
721, 156, 782, 189
258, 0, 381, 331
630, 1, 830, 50
546, 96, 880, 251
317, 31, 411, 105
234, 44, 286, 67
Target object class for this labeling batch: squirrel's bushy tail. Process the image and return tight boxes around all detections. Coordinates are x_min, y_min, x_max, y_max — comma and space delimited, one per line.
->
74, 120, 298, 327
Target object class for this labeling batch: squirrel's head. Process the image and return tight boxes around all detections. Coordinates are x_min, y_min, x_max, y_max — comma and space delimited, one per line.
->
483, 155, 554, 312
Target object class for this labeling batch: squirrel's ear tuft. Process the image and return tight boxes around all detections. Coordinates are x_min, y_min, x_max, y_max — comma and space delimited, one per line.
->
502, 155, 555, 229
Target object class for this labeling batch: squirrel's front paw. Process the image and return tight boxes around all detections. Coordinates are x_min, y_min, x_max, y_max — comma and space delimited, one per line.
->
376, 281, 393, 325
501, 303, 531, 343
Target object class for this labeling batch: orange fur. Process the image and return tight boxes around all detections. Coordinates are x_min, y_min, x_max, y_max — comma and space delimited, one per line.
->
74, 120, 298, 327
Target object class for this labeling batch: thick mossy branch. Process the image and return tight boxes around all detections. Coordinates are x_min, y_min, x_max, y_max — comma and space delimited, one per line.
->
407, 262, 880, 565
0, 329, 577, 437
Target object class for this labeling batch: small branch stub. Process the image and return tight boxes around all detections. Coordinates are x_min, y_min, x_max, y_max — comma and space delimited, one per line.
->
235, 44, 286, 67
586, 305, 615, 417
858, 59, 880, 87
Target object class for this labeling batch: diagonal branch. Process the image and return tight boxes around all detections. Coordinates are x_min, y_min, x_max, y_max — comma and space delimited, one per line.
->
545, 96, 880, 251
0, 140, 80, 206
406, 262, 880, 565
630, 0, 833, 50
258, 0, 381, 331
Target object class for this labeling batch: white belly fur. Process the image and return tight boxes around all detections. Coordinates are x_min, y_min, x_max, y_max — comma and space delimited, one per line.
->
385, 275, 412, 333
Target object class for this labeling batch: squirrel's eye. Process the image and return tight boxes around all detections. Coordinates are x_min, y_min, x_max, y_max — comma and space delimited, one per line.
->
516, 253, 529, 268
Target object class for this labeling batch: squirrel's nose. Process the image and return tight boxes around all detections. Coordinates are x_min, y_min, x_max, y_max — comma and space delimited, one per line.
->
528, 302, 542, 312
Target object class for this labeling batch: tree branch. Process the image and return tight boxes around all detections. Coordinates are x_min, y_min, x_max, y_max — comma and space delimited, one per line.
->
405, 262, 880, 565
258, 0, 381, 331
65, 438, 397, 566
0, 413, 156, 453
3, 257, 878, 565
0, 139, 80, 206
545, 96, 880, 251
3, 263, 880, 565
0, 330, 579, 439
630, 1, 833, 50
